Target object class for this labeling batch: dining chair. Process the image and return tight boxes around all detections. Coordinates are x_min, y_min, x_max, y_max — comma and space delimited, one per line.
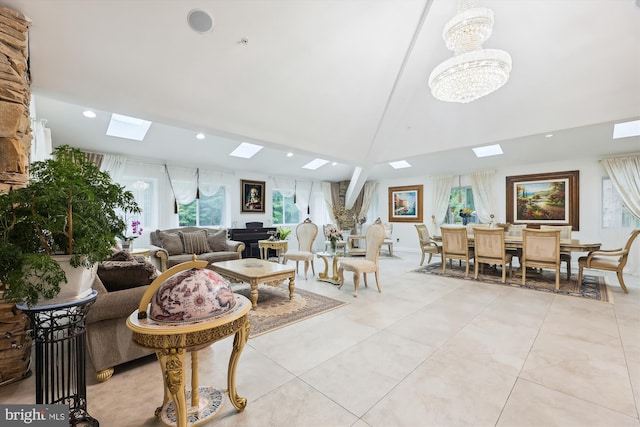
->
382, 223, 394, 256
338, 219, 386, 297
540, 225, 573, 280
414, 224, 441, 266
440, 225, 474, 277
577, 229, 639, 293
283, 218, 318, 279
521, 228, 561, 289
473, 227, 513, 283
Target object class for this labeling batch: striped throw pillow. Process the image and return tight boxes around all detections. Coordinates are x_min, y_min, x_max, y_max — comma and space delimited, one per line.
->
179, 230, 209, 255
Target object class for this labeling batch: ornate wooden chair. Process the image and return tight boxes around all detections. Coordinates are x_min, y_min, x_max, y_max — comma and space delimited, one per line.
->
440, 226, 474, 277
540, 225, 573, 280
473, 227, 513, 283
283, 218, 318, 279
521, 228, 561, 289
382, 223, 394, 256
338, 219, 386, 297
414, 224, 441, 266
577, 229, 639, 293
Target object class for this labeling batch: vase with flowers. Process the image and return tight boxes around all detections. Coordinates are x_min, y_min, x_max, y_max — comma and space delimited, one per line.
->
459, 208, 473, 225
324, 224, 343, 254
119, 219, 143, 250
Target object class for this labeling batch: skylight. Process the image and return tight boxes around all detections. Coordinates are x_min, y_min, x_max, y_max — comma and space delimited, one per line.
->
613, 120, 640, 139
302, 159, 329, 170
473, 144, 503, 158
106, 113, 152, 141
229, 142, 263, 158
388, 160, 411, 169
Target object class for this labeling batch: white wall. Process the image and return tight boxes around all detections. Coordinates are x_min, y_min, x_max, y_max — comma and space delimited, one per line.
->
375, 157, 639, 275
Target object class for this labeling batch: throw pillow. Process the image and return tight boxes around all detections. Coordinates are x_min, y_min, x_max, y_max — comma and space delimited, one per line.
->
157, 230, 184, 255
110, 249, 135, 262
179, 230, 209, 255
207, 229, 227, 252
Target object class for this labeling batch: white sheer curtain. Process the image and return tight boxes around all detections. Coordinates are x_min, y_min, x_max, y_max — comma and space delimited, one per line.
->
321, 181, 336, 223
199, 169, 225, 197
471, 170, 498, 223
167, 166, 197, 204
30, 118, 52, 163
100, 154, 127, 182
431, 175, 454, 234
271, 177, 295, 197
294, 180, 313, 215
601, 156, 640, 218
358, 181, 378, 220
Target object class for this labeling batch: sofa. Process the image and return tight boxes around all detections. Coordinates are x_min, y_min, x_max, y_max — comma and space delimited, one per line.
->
86, 251, 158, 382
149, 227, 245, 272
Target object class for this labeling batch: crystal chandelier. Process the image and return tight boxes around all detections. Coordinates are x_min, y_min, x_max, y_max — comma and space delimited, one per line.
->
428, 0, 512, 103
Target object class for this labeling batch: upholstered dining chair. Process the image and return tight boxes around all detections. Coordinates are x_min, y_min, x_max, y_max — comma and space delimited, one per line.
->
440, 225, 474, 277
473, 227, 513, 283
382, 223, 394, 256
338, 219, 386, 297
283, 218, 318, 279
521, 228, 561, 289
415, 224, 441, 266
577, 229, 639, 293
541, 225, 573, 280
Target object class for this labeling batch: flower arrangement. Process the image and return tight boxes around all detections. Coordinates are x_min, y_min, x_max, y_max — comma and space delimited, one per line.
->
458, 208, 473, 218
120, 219, 143, 243
324, 224, 343, 253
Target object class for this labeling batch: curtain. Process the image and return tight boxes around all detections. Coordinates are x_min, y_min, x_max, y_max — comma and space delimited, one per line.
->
358, 181, 378, 221
100, 154, 127, 182
601, 156, 640, 218
294, 180, 313, 215
431, 175, 454, 233
84, 152, 103, 168
471, 170, 498, 224
30, 118, 52, 163
272, 177, 295, 197
167, 166, 197, 204
199, 169, 225, 197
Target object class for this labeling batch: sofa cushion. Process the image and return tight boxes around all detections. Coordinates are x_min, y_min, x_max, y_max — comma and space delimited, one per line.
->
157, 230, 184, 255
109, 249, 135, 262
207, 229, 228, 251
97, 259, 157, 292
179, 229, 209, 255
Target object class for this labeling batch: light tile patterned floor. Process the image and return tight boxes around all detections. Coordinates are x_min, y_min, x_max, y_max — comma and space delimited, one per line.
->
1, 251, 638, 427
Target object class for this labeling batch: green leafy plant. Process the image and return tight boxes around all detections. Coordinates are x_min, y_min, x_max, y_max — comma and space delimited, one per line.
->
277, 227, 292, 240
0, 145, 139, 306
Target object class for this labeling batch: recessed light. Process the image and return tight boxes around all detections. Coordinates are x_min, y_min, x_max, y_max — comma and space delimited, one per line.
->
545, 134, 553, 138
613, 120, 640, 139
302, 159, 329, 170
83, 110, 96, 118
331, 162, 338, 166
196, 133, 205, 140
106, 113, 152, 141
388, 160, 411, 169
286, 152, 293, 157
229, 142, 263, 158
472, 144, 503, 158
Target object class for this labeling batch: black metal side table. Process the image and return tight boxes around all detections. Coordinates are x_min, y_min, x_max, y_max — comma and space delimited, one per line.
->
18, 290, 99, 426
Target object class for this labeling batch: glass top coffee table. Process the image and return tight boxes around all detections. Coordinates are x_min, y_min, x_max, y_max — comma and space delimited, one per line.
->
315, 251, 346, 285
211, 258, 296, 309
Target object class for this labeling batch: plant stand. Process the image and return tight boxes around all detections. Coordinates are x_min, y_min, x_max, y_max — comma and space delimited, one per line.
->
17, 291, 99, 426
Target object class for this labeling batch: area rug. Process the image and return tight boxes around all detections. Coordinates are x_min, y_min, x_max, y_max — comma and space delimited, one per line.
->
233, 285, 348, 338
414, 263, 612, 303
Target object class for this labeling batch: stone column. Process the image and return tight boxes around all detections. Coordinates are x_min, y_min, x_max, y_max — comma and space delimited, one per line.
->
0, 7, 31, 193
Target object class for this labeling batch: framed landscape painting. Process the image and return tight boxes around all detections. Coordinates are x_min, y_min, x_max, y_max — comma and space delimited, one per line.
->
506, 170, 579, 230
388, 185, 423, 223
241, 179, 265, 213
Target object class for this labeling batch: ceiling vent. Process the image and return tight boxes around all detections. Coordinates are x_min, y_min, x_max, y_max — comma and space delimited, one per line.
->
187, 9, 214, 33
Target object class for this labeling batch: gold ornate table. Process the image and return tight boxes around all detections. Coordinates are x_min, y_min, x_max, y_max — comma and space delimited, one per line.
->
316, 251, 344, 284
126, 261, 251, 427
258, 239, 288, 263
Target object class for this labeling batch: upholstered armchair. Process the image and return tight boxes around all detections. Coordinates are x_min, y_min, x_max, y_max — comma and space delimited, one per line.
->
577, 229, 639, 293
473, 227, 513, 283
440, 226, 474, 277
521, 228, 561, 289
415, 224, 441, 266
338, 219, 386, 297
283, 218, 318, 279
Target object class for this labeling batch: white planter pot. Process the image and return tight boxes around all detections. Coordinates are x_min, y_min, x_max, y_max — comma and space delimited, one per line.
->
44, 255, 97, 305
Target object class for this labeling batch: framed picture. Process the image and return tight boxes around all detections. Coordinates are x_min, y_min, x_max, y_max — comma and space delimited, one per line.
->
241, 179, 265, 213
506, 170, 579, 230
388, 185, 423, 223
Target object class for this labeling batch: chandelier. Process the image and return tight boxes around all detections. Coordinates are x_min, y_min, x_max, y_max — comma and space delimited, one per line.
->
428, 0, 512, 103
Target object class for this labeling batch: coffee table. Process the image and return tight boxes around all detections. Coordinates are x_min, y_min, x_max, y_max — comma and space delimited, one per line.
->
211, 259, 296, 310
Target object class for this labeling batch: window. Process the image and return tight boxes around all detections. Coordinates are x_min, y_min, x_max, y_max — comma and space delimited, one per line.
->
122, 177, 157, 233
447, 186, 476, 224
272, 190, 299, 225
178, 187, 226, 227
602, 178, 640, 229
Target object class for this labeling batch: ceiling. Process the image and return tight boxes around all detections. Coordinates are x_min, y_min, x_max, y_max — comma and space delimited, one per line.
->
3, 0, 640, 183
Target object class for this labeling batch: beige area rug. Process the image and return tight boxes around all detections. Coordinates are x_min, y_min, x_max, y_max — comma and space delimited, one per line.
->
414, 263, 612, 303
233, 284, 348, 338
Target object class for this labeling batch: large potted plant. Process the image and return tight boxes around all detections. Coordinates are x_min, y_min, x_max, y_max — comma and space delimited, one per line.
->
0, 145, 139, 307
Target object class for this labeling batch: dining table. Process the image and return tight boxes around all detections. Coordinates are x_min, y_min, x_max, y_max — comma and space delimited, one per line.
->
433, 234, 601, 253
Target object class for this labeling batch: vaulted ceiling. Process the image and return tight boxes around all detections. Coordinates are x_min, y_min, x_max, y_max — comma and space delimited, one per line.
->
3, 0, 640, 183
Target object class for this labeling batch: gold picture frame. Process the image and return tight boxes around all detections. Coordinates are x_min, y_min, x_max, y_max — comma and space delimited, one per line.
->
388, 185, 423, 223
506, 170, 579, 230
241, 179, 265, 213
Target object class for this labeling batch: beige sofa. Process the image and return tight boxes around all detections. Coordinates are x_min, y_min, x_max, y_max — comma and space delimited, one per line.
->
149, 227, 245, 272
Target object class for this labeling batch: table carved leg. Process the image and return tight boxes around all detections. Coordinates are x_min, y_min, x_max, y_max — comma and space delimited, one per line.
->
288, 275, 296, 299
228, 319, 250, 411
156, 348, 187, 427
249, 281, 259, 309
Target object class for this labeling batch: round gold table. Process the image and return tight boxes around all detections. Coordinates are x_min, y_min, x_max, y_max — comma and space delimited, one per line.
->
126, 260, 251, 427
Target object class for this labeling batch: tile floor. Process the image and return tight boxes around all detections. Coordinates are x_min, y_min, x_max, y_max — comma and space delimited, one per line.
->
1, 251, 639, 427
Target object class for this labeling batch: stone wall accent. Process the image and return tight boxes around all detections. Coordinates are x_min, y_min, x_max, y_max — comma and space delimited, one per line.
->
0, 7, 31, 193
